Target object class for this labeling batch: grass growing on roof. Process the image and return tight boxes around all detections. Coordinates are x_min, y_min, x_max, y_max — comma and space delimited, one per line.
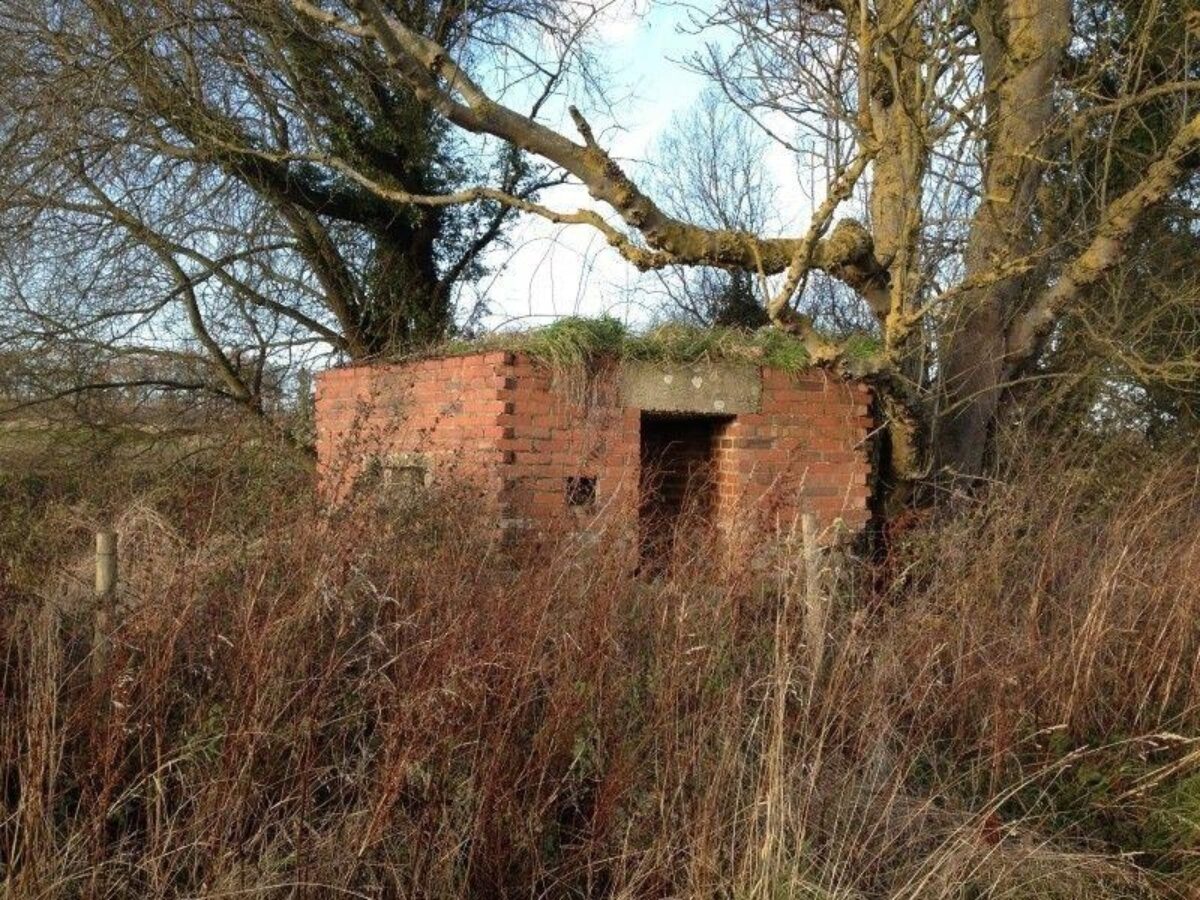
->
516, 316, 628, 369
429, 316, 878, 373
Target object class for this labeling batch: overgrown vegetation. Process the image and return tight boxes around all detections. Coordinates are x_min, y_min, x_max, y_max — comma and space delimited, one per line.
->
415, 316, 880, 374
1, 427, 1197, 897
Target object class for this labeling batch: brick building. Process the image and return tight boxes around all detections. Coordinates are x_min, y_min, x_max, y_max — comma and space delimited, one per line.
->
315, 350, 872, 558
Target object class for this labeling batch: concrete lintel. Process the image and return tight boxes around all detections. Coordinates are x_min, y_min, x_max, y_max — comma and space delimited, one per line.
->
620, 362, 761, 415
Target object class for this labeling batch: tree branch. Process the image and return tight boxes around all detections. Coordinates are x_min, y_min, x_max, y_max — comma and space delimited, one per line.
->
295, 0, 890, 296
1007, 111, 1200, 366
765, 147, 879, 324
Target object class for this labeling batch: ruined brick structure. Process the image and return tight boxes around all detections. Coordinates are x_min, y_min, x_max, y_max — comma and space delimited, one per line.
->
315, 350, 872, 556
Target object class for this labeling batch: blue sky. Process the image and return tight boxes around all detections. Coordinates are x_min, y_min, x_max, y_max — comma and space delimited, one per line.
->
474, 1, 802, 331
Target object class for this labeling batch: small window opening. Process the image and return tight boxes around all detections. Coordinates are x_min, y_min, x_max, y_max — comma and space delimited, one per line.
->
357, 453, 429, 503
565, 475, 597, 507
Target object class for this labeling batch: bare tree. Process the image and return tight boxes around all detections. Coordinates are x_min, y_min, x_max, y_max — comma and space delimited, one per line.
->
284, 0, 1198, 496
646, 91, 772, 328
2, 0, 1196, 493
0, 0, 600, 425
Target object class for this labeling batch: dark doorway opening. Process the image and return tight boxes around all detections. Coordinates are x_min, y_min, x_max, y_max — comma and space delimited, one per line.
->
639, 413, 728, 567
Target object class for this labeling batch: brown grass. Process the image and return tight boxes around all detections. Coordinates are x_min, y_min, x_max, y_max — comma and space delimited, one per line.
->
1, 429, 1198, 898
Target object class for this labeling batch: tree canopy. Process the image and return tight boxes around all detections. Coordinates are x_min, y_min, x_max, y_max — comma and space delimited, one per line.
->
0, 0, 586, 419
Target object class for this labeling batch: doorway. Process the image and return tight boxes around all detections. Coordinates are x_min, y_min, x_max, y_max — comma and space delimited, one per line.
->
638, 413, 727, 567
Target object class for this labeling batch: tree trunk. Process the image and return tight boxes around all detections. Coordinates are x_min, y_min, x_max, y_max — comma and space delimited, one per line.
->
359, 215, 448, 354
931, 0, 1071, 482
933, 307, 1007, 480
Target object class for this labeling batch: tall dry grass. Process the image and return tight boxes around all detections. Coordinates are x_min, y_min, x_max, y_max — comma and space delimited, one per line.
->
1, 431, 1198, 898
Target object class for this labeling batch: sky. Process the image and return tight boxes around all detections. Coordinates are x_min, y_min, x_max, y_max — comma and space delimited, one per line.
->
473, 1, 807, 332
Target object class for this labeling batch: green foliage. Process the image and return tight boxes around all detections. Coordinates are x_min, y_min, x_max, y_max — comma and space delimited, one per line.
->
841, 332, 883, 361
1147, 771, 1200, 871
519, 315, 630, 368
1002, 737, 1200, 880
424, 316, 849, 373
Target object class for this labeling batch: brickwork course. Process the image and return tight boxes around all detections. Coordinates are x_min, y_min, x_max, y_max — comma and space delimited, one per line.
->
315, 350, 873, 547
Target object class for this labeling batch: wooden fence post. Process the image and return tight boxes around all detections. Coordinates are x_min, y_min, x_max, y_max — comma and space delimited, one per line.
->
801, 514, 827, 679
93, 530, 117, 675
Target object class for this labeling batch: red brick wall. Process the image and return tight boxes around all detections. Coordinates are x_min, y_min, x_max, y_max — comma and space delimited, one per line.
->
714, 369, 872, 532
316, 353, 872, 541
315, 352, 514, 505
498, 356, 639, 537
